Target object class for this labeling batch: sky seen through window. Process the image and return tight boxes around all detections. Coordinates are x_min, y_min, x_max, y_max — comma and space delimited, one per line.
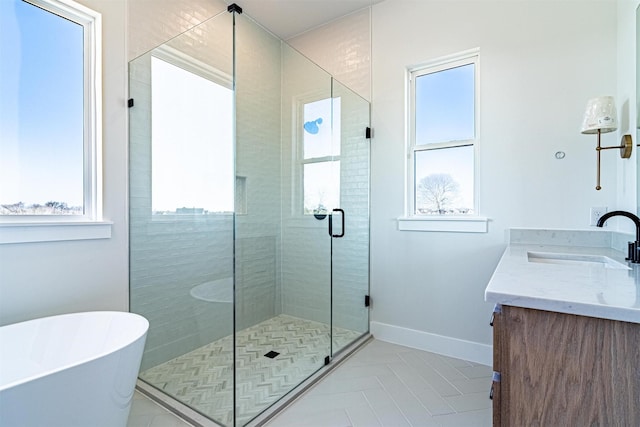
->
0, 0, 84, 214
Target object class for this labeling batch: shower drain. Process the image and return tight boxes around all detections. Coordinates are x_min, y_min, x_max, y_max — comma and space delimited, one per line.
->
264, 351, 280, 359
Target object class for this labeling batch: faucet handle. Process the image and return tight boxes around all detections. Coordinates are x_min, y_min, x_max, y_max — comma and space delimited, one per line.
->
630, 241, 640, 263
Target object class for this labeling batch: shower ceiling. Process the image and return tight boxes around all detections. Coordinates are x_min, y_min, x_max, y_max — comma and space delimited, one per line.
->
223, 0, 385, 40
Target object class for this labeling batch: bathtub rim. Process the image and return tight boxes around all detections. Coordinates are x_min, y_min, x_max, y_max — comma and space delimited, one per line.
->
0, 310, 149, 392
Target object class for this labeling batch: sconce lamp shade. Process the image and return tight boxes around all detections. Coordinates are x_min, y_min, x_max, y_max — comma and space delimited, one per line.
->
580, 95, 631, 191
581, 96, 618, 134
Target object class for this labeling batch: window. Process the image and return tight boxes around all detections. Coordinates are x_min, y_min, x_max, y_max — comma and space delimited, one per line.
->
400, 50, 486, 233
302, 97, 341, 215
150, 53, 233, 216
409, 51, 478, 216
0, 0, 102, 221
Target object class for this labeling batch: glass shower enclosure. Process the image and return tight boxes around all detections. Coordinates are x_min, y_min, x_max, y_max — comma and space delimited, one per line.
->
129, 7, 369, 426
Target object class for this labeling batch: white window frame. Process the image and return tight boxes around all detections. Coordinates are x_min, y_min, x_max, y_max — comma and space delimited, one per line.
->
399, 48, 488, 233
296, 95, 341, 217
0, 0, 110, 244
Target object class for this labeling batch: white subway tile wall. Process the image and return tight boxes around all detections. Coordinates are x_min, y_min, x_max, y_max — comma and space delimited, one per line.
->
287, 9, 372, 102
127, 0, 227, 61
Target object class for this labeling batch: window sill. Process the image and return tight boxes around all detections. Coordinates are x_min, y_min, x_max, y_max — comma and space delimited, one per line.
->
0, 221, 113, 244
397, 216, 489, 233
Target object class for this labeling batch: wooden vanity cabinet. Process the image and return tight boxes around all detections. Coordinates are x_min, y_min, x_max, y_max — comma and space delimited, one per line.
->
492, 305, 640, 426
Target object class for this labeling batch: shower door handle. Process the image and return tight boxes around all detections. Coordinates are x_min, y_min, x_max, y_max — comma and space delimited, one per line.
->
328, 208, 345, 238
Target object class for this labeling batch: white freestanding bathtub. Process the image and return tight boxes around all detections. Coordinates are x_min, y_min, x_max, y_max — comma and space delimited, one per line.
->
0, 311, 148, 427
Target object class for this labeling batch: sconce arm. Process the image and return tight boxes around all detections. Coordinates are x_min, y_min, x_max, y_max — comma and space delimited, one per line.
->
596, 134, 633, 158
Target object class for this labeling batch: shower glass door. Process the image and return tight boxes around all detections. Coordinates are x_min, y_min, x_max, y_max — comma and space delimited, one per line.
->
129, 10, 236, 427
233, 12, 333, 425
330, 79, 370, 355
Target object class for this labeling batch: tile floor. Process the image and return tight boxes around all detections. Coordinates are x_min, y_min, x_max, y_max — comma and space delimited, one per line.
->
127, 391, 194, 427
140, 315, 361, 425
128, 339, 492, 427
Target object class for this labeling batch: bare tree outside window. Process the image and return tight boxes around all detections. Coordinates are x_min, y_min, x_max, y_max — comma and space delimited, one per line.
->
416, 173, 461, 214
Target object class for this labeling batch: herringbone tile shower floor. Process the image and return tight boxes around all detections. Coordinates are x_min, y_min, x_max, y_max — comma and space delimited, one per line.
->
140, 314, 362, 426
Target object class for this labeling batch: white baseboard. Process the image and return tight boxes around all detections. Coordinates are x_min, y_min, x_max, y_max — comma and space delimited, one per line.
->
370, 321, 492, 366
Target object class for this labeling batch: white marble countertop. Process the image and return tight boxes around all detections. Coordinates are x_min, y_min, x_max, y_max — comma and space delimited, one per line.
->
485, 242, 640, 324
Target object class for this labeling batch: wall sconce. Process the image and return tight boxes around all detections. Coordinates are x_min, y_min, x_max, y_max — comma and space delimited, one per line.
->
581, 96, 632, 190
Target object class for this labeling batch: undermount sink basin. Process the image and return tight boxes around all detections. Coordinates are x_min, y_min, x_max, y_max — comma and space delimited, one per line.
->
527, 251, 631, 270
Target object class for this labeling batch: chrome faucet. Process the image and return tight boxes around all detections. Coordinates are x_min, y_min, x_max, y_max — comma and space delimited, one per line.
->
596, 210, 640, 263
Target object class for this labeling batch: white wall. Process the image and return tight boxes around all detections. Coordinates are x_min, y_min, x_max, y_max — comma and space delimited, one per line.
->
0, 0, 129, 326
369, 0, 622, 364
